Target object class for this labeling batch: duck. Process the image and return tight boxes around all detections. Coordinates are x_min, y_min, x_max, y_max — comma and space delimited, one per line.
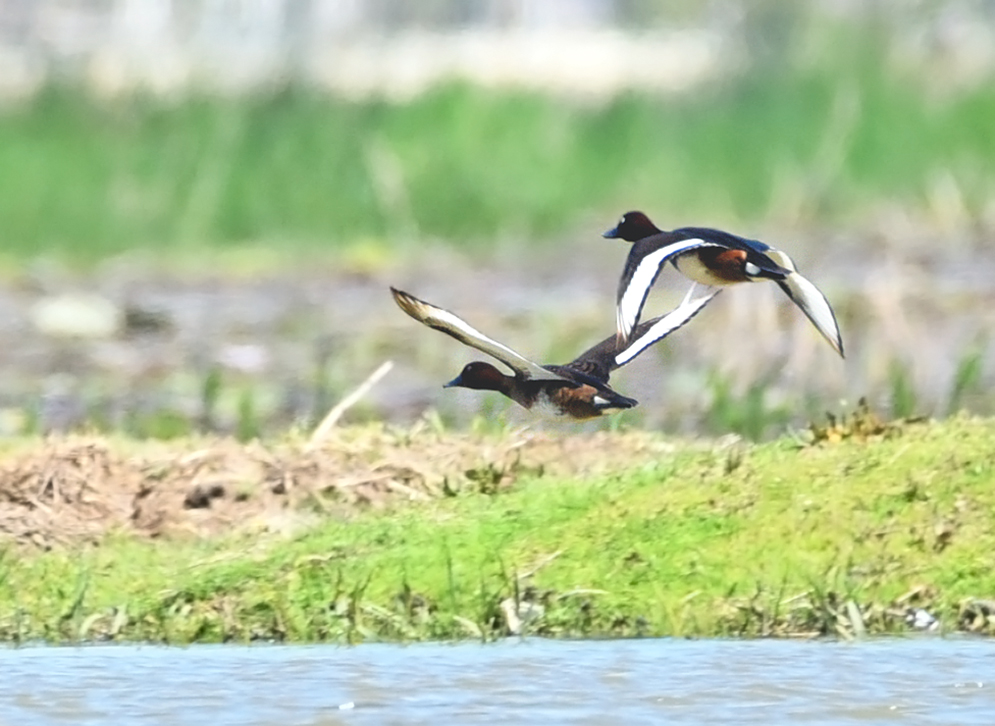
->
603, 211, 844, 358
390, 285, 717, 420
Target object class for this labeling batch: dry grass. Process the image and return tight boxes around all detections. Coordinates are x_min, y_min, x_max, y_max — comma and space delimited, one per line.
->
0, 424, 674, 548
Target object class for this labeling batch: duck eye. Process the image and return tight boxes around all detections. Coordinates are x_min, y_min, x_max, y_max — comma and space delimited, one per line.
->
618, 215, 626, 226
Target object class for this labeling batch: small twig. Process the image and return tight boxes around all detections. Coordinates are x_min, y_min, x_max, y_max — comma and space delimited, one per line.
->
557, 588, 609, 600
516, 550, 563, 581
309, 361, 394, 448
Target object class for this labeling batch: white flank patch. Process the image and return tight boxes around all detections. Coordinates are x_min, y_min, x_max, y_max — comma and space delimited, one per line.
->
614, 290, 719, 366
617, 238, 720, 340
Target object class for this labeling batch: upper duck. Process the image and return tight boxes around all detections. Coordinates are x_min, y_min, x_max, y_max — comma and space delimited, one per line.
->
603, 211, 845, 358
390, 285, 717, 420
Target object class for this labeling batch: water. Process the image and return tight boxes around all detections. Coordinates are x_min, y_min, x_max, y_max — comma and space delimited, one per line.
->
1, 637, 993, 725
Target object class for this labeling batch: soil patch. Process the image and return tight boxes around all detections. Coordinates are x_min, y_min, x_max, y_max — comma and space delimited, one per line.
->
0, 427, 675, 548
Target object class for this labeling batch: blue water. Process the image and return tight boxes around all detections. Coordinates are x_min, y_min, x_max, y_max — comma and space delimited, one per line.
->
1, 637, 993, 725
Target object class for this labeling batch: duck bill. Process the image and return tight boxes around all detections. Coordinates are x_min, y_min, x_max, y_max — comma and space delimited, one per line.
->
776, 273, 845, 358
602, 225, 620, 239
443, 374, 463, 388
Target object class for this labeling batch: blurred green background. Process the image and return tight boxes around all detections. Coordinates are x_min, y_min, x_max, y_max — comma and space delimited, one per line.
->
3, 13, 994, 258
0, 0, 992, 439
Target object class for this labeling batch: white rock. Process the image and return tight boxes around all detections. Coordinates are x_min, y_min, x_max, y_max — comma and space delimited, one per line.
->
30, 294, 123, 339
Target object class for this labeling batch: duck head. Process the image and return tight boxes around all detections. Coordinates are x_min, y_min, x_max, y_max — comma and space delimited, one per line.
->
602, 211, 662, 242
444, 361, 510, 392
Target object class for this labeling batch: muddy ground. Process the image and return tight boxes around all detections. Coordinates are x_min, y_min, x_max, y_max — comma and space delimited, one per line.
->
0, 427, 678, 548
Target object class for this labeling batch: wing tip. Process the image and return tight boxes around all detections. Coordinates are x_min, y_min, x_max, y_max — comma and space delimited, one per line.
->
778, 273, 846, 359
390, 286, 425, 320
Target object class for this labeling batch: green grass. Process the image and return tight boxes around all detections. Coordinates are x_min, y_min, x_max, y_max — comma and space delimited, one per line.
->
1, 23, 994, 263
3, 413, 995, 643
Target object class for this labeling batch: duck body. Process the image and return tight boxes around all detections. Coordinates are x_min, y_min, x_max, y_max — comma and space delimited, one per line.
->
668, 228, 788, 286
442, 360, 637, 420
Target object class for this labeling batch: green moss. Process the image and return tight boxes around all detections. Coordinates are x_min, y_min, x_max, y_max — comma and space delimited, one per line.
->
2, 414, 995, 643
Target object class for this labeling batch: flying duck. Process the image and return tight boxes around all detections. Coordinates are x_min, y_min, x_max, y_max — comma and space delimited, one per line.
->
390, 285, 717, 420
603, 211, 844, 357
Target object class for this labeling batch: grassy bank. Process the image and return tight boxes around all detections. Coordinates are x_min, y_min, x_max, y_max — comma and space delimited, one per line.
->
2, 410, 995, 644
2, 31, 994, 262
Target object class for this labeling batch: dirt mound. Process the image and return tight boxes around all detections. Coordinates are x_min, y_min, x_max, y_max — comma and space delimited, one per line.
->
0, 426, 672, 548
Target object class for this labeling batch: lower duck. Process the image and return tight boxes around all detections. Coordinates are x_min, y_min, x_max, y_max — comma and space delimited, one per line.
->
390, 286, 717, 420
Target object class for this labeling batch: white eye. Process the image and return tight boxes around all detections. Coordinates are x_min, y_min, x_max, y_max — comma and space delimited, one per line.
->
618, 215, 626, 226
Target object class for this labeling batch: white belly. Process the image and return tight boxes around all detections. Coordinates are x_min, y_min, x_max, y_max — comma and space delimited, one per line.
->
673, 254, 735, 286
532, 390, 568, 418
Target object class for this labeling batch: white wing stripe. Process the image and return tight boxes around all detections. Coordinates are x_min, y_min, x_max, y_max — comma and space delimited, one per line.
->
617, 238, 721, 340
614, 291, 718, 366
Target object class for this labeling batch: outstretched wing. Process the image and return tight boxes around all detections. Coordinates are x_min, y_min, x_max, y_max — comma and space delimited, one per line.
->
775, 274, 845, 358
616, 237, 723, 344
390, 287, 571, 380
614, 290, 720, 367
764, 250, 845, 359
567, 289, 719, 381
